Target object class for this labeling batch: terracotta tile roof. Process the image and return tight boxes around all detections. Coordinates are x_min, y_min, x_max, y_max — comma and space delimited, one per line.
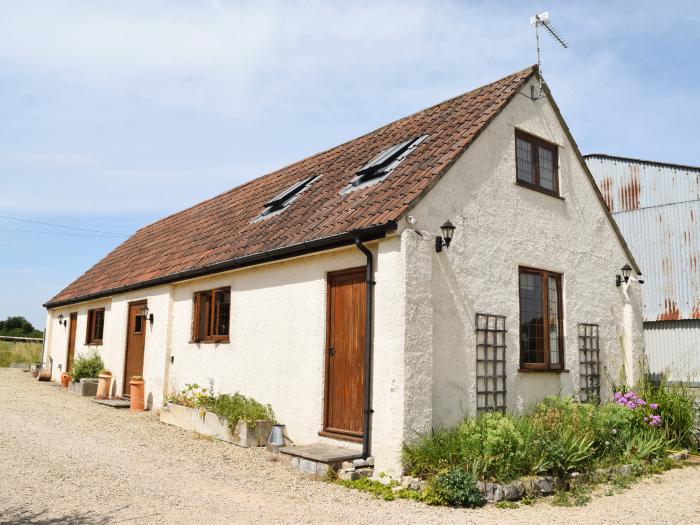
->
46, 66, 537, 307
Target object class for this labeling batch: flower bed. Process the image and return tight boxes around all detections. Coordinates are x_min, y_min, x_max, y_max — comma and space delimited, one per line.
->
162, 383, 275, 448
392, 382, 697, 507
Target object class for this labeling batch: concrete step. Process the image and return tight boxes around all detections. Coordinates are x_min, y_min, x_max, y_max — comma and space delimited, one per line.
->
279, 443, 363, 477
93, 398, 131, 409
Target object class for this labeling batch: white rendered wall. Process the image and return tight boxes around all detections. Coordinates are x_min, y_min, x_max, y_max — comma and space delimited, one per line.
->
46, 240, 409, 475
45, 285, 170, 406
399, 77, 644, 430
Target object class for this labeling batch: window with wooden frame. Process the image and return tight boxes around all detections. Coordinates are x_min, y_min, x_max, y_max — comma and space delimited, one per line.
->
85, 308, 105, 345
192, 287, 230, 343
518, 267, 563, 370
515, 130, 559, 196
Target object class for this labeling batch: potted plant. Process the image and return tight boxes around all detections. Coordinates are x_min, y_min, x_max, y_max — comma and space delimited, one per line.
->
130, 376, 145, 411
68, 352, 103, 396
60, 372, 71, 388
96, 369, 112, 399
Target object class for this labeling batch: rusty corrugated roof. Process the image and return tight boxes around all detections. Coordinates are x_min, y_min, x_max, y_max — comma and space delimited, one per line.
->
587, 154, 700, 321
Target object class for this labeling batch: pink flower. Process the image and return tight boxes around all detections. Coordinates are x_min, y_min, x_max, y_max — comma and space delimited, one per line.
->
650, 403, 658, 410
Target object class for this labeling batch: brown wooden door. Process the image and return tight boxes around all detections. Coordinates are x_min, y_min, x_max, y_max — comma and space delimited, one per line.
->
66, 312, 77, 373
324, 268, 366, 439
123, 301, 147, 393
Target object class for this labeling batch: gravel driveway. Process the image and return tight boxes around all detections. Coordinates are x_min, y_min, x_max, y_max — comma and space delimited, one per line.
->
1, 369, 699, 524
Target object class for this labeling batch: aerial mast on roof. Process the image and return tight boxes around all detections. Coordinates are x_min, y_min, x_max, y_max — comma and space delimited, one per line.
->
530, 11, 568, 99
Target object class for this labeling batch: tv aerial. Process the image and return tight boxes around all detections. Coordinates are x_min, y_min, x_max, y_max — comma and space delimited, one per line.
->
530, 12, 568, 99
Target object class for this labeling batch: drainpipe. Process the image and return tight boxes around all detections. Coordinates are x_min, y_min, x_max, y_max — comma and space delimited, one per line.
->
354, 238, 374, 459
161, 285, 176, 407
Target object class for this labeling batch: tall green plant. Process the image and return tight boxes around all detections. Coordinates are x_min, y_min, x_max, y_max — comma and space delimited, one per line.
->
70, 352, 104, 382
612, 364, 697, 450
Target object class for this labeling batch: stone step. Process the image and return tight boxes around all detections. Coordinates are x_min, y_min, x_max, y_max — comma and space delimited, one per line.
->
279, 443, 363, 477
93, 398, 131, 408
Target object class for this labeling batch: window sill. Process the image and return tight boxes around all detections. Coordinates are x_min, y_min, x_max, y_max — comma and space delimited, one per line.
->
188, 340, 230, 345
518, 368, 569, 374
515, 181, 565, 200
86, 342, 103, 346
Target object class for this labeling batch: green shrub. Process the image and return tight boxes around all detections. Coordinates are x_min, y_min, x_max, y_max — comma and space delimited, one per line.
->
636, 381, 696, 449
429, 467, 485, 508
621, 429, 670, 461
201, 392, 275, 429
166, 382, 216, 408
459, 413, 526, 481
533, 429, 595, 476
402, 384, 687, 486
403, 427, 464, 478
167, 383, 274, 428
612, 370, 697, 450
70, 352, 104, 382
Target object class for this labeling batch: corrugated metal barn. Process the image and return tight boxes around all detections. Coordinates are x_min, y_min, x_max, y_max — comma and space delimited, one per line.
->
586, 154, 700, 382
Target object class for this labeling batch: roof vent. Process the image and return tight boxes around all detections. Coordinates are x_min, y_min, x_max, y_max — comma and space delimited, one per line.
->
351, 135, 428, 187
259, 175, 318, 218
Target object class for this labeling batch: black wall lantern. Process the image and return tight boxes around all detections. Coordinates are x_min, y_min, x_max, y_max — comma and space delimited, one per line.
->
616, 264, 632, 287
140, 305, 154, 324
435, 220, 456, 252
57, 314, 67, 327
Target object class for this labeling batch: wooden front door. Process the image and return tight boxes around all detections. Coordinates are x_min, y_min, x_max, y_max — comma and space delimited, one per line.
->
66, 312, 77, 373
323, 268, 367, 439
123, 301, 147, 393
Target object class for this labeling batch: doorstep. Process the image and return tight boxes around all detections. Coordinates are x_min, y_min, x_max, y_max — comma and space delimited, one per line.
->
279, 443, 363, 477
93, 398, 131, 409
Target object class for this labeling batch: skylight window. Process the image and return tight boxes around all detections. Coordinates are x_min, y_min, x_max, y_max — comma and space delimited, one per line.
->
351, 135, 427, 187
260, 175, 318, 218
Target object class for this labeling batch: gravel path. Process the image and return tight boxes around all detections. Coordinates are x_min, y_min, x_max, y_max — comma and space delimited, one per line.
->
1, 369, 699, 524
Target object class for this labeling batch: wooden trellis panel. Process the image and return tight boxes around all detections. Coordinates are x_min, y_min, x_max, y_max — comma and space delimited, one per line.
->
579, 323, 601, 403
476, 313, 507, 414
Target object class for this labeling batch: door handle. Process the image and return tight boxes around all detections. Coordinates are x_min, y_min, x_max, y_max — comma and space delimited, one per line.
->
328, 346, 335, 357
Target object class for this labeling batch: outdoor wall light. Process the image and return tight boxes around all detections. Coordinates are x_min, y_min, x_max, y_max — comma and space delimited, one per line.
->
435, 220, 456, 252
57, 314, 67, 327
140, 305, 154, 324
616, 264, 633, 287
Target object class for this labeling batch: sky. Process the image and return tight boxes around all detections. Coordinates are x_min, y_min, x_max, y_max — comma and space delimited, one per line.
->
1, 0, 698, 329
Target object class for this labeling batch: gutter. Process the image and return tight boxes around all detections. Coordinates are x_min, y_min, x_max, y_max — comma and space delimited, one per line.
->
353, 236, 375, 459
44, 222, 398, 309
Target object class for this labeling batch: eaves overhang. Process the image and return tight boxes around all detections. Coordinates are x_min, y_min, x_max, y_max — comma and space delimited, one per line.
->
43, 221, 397, 309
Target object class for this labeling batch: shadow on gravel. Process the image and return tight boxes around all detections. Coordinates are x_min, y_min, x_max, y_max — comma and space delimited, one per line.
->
0, 507, 138, 524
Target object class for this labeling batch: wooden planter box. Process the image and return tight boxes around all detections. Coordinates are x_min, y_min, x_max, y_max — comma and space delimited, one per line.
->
68, 378, 99, 397
160, 403, 273, 448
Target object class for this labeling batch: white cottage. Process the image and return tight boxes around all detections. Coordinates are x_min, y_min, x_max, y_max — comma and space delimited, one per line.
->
43, 66, 644, 475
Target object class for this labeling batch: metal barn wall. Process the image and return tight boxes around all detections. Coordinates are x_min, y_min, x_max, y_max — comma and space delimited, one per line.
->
586, 154, 700, 321
613, 202, 699, 321
644, 320, 700, 382
586, 154, 700, 381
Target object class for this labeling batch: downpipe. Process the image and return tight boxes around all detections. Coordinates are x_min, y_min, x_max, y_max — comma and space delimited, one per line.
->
354, 238, 374, 459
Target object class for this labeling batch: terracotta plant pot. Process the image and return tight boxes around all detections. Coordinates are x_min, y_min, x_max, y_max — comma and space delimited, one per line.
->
60, 373, 71, 388
96, 372, 112, 399
129, 377, 145, 411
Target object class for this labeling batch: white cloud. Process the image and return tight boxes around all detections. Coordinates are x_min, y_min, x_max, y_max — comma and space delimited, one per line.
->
0, 0, 697, 217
